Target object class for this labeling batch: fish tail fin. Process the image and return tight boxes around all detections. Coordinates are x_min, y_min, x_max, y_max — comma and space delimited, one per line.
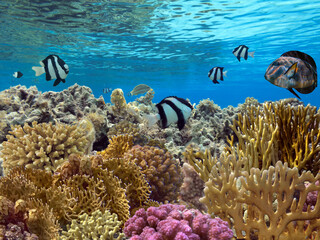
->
144, 114, 159, 128
32, 66, 45, 76
249, 51, 255, 58
223, 70, 228, 77
288, 88, 301, 99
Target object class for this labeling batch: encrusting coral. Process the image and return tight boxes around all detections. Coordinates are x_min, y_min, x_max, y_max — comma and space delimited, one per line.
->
124, 145, 183, 203
60, 209, 125, 240
189, 146, 320, 240
229, 100, 320, 174
1, 120, 90, 174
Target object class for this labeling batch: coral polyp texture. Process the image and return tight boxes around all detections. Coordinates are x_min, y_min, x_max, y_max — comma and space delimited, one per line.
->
60, 209, 125, 240
229, 100, 320, 174
124, 204, 233, 240
1, 120, 90, 174
124, 145, 183, 202
194, 147, 320, 240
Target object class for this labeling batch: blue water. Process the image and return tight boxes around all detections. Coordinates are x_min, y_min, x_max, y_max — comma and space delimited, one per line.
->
0, 0, 319, 108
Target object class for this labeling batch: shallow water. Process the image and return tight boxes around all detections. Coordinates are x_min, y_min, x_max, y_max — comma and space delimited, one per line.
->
1, 0, 319, 108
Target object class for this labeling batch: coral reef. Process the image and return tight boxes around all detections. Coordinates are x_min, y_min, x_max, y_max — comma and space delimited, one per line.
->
196, 147, 320, 239
179, 163, 206, 212
124, 204, 233, 240
60, 209, 125, 240
124, 145, 183, 202
1, 121, 90, 174
0, 196, 59, 240
99, 134, 134, 158
229, 100, 320, 173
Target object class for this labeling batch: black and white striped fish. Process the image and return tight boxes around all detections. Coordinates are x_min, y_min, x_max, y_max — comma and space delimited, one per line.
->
13, 71, 23, 78
208, 67, 227, 84
145, 96, 193, 130
232, 45, 254, 62
32, 54, 69, 86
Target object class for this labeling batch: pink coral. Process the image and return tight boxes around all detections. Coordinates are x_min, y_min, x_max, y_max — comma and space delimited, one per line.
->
124, 204, 233, 240
303, 181, 319, 211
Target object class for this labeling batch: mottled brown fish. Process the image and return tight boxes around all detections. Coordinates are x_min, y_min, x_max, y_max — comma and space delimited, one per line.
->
264, 51, 317, 99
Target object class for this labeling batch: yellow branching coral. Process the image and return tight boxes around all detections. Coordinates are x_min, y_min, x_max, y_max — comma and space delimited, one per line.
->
1, 121, 90, 174
0, 196, 59, 240
200, 148, 320, 240
124, 145, 183, 202
54, 155, 130, 223
60, 209, 125, 240
99, 156, 151, 211
99, 134, 134, 159
230, 101, 320, 173
0, 168, 70, 221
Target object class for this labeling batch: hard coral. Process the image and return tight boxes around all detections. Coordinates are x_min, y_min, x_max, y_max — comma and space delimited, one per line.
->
99, 134, 134, 159
1, 121, 90, 173
111, 88, 127, 116
230, 100, 320, 174
198, 147, 320, 240
60, 209, 125, 240
124, 204, 233, 240
124, 145, 183, 202
54, 154, 130, 223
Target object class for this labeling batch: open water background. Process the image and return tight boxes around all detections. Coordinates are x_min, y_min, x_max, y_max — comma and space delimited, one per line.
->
0, 0, 319, 108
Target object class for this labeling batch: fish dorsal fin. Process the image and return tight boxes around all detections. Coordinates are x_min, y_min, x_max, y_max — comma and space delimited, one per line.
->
284, 62, 298, 78
281, 51, 317, 72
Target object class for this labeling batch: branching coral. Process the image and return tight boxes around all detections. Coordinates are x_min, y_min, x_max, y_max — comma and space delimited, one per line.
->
54, 154, 130, 223
124, 145, 183, 202
60, 209, 125, 240
99, 134, 134, 159
0, 196, 59, 240
1, 121, 90, 174
230, 100, 320, 173
197, 147, 320, 239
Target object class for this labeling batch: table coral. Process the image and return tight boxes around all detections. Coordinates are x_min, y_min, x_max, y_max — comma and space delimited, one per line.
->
1, 121, 90, 174
60, 209, 125, 240
124, 145, 183, 202
124, 204, 233, 240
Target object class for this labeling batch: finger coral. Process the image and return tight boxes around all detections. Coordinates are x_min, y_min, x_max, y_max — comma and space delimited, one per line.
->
230, 100, 320, 174
60, 209, 125, 240
199, 148, 320, 239
124, 145, 183, 202
1, 121, 90, 174
123, 204, 233, 240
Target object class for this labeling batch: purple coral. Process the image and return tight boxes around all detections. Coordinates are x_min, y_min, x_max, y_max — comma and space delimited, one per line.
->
303, 181, 319, 211
124, 204, 233, 240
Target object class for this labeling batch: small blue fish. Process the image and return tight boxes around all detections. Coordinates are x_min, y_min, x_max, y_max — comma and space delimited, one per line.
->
208, 67, 227, 84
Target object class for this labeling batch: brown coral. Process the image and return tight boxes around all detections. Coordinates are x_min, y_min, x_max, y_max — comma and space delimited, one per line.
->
1, 121, 90, 174
110, 88, 127, 116
124, 145, 183, 202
